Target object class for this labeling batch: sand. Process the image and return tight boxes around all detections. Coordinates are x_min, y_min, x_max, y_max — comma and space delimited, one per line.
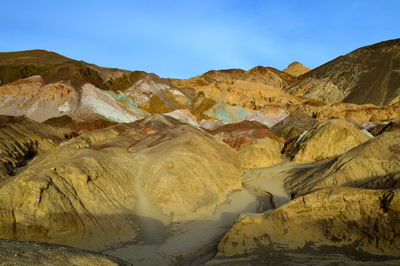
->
104, 160, 320, 265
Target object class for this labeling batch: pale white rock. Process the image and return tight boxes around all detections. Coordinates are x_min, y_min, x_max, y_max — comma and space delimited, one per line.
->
57, 102, 71, 113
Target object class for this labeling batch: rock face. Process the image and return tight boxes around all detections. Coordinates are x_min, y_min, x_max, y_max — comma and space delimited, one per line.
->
217, 187, 400, 257
288, 119, 371, 163
286, 39, 400, 106
0, 116, 242, 251
0, 238, 128, 266
283, 62, 311, 77
0, 115, 66, 179
286, 131, 400, 196
238, 138, 282, 168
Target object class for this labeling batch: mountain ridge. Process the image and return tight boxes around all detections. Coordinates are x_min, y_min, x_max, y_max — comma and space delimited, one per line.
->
286, 38, 400, 106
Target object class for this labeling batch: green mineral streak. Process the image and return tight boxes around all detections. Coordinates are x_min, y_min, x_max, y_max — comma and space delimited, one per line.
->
107, 92, 139, 107
205, 103, 253, 124
212, 104, 233, 123
235, 107, 253, 120
105, 92, 149, 116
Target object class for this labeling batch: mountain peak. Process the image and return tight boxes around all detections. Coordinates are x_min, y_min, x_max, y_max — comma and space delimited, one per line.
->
283, 61, 311, 77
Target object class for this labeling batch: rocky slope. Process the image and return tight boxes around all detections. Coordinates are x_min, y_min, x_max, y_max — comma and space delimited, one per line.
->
0, 50, 194, 125
211, 120, 283, 149
209, 120, 283, 168
0, 115, 242, 250
0, 238, 128, 266
271, 111, 317, 139
168, 67, 305, 111
287, 119, 371, 163
217, 187, 400, 258
0, 49, 141, 91
286, 131, 400, 196
43, 115, 117, 132
0, 115, 67, 179
298, 101, 400, 125
286, 39, 400, 106
0, 50, 306, 128
238, 138, 282, 168
212, 129, 400, 264
0, 76, 149, 123
171, 66, 297, 90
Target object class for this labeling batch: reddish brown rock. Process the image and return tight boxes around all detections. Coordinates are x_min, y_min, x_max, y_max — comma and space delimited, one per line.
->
44, 115, 117, 132
211, 120, 283, 150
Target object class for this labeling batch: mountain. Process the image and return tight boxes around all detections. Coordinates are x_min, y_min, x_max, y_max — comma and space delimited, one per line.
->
0, 50, 311, 127
286, 39, 400, 106
0, 50, 192, 124
283, 61, 311, 77
168, 66, 307, 111
198, 66, 297, 88
0, 49, 146, 91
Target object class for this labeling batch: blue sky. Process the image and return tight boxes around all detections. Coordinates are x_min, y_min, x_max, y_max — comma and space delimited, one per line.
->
0, 0, 399, 78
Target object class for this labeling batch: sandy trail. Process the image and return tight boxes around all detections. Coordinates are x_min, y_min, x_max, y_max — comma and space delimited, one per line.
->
104, 159, 318, 265
105, 187, 268, 265
243, 159, 321, 207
